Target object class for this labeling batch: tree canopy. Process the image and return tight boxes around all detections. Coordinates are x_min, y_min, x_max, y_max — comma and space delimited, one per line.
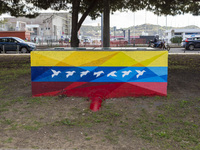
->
0, 0, 199, 47
1, 0, 199, 19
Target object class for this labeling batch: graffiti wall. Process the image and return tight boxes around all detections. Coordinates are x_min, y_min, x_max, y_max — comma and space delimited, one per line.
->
31, 51, 168, 98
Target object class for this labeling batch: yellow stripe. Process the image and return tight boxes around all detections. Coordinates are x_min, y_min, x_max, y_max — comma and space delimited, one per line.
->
31, 51, 168, 67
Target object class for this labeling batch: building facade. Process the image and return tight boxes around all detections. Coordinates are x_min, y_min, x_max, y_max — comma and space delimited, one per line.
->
3, 12, 72, 41
165, 29, 200, 43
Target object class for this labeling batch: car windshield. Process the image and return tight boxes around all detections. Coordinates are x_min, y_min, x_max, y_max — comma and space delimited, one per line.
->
14, 37, 25, 43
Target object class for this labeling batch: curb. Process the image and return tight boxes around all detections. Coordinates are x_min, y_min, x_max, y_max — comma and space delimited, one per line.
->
1, 53, 200, 56
169, 53, 200, 55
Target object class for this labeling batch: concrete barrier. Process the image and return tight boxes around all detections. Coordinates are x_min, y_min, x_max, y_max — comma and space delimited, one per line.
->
31, 47, 168, 111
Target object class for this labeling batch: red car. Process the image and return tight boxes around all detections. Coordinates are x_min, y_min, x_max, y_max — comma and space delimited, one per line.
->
110, 38, 128, 45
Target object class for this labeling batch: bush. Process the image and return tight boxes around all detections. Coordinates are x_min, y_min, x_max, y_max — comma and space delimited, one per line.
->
170, 37, 183, 43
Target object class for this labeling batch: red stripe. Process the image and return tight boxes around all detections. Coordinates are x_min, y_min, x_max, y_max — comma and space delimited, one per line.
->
32, 82, 167, 97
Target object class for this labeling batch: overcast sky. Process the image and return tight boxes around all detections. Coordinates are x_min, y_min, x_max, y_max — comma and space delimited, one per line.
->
1, 9, 199, 29
83, 10, 200, 29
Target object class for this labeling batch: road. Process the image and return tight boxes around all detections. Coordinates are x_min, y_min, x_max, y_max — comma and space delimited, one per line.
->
1, 47, 200, 54
169, 47, 200, 54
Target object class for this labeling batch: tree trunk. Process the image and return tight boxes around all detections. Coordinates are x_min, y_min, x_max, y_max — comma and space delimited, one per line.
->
71, 0, 80, 47
71, 0, 98, 47
103, 0, 110, 47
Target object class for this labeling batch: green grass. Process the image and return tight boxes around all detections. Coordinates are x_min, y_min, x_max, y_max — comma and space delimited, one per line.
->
22, 125, 41, 131
2, 137, 13, 143
1, 96, 195, 149
0, 55, 200, 149
129, 98, 200, 149
53, 107, 122, 128
85, 137, 92, 140
0, 59, 30, 96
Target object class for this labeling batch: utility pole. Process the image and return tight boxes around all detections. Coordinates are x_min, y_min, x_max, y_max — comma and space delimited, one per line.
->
128, 30, 130, 44
101, 13, 103, 46
113, 26, 116, 38
145, 10, 147, 34
157, 15, 159, 35
133, 12, 135, 47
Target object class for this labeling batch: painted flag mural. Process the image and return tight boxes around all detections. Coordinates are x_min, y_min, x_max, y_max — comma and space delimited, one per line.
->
31, 51, 168, 98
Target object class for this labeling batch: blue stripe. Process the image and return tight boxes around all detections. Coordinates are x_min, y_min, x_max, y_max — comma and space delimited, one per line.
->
31, 66, 168, 82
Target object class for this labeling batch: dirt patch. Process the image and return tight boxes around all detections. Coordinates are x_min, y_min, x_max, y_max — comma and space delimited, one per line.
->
168, 55, 200, 97
0, 54, 200, 149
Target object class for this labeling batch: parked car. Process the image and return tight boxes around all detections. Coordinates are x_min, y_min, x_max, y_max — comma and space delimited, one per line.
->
59, 38, 70, 44
83, 38, 90, 44
0, 37, 36, 53
181, 38, 192, 48
64, 38, 70, 43
110, 38, 128, 45
184, 36, 200, 50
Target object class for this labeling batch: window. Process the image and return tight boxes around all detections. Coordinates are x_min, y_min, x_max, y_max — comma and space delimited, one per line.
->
0, 38, 7, 42
33, 28, 37, 35
174, 33, 182, 35
9, 38, 15, 43
3, 38, 9, 42
194, 37, 200, 40
185, 32, 200, 35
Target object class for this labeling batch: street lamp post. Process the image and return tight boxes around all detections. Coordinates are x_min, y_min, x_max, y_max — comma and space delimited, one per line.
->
113, 26, 116, 39
133, 12, 135, 47
101, 13, 103, 46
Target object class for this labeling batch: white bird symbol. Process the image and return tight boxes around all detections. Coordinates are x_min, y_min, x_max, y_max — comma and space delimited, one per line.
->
107, 71, 117, 77
136, 70, 146, 78
51, 69, 61, 78
80, 70, 90, 77
94, 71, 104, 78
122, 70, 132, 78
66, 71, 76, 78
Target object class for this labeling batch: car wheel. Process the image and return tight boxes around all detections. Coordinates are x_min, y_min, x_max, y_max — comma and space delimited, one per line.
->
21, 47, 28, 53
189, 45, 194, 50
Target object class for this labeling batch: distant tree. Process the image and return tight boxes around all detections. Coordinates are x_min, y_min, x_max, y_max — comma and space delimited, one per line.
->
0, 19, 8, 25
170, 37, 183, 44
0, 0, 199, 47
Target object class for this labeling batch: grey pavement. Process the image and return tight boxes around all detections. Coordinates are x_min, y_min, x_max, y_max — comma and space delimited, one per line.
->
1, 47, 200, 55
169, 47, 200, 54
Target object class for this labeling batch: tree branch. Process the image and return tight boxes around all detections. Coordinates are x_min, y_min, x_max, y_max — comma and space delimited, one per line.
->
77, 0, 98, 31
